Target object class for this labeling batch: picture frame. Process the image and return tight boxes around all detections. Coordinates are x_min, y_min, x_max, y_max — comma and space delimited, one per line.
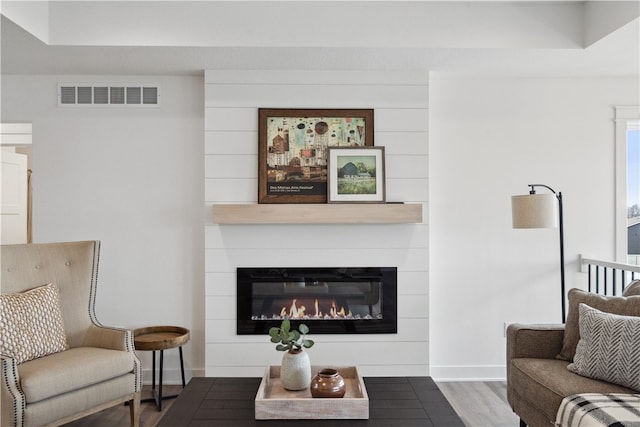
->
258, 108, 374, 204
327, 146, 386, 203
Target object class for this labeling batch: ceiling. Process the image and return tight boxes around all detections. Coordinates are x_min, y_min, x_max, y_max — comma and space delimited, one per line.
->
1, 1, 639, 77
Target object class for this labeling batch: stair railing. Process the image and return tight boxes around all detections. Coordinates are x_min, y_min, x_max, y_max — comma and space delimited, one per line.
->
579, 255, 640, 296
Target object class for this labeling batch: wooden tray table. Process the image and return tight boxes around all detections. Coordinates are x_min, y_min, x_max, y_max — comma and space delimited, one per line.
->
255, 365, 369, 420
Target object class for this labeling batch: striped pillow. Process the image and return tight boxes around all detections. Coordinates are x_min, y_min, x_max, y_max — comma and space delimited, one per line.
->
568, 303, 640, 391
0, 283, 69, 364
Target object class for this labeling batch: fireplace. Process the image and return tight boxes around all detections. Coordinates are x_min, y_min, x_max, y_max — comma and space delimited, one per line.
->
237, 267, 397, 335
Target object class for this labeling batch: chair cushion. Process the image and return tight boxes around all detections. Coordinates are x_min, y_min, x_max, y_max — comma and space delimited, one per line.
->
0, 283, 68, 364
568, 304, 640, 391
510, 358, 634, 423
557, 288, 640, 361
18, 346, 136, 403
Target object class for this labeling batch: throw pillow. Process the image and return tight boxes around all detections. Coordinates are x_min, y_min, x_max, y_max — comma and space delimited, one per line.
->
568, 304, 640, 391
623, 279, 640, 297
0, 283, 69, 364
557, 288, 640, 361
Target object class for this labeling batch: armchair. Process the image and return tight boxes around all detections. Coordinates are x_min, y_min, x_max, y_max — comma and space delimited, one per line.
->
1, 241, 141, 427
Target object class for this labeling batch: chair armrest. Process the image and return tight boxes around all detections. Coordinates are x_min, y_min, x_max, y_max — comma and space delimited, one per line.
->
83, 325, 143, 393
507, 323, 565, 362
83, 324, 136, 352
1, 353, 25, 427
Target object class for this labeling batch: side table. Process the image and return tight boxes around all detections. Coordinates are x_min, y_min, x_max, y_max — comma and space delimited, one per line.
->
133, 325, 190, 411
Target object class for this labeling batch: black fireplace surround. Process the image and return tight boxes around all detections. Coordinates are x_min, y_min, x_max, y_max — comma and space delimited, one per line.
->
237, 267, 397, 335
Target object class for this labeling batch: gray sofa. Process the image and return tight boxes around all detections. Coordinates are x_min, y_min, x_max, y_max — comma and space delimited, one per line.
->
507, 283, 640, 427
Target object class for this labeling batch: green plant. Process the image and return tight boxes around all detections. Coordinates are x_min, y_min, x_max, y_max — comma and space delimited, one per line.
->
269, 319, 315, 353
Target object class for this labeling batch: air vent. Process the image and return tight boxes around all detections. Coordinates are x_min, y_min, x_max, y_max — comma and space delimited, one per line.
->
58, 83, 160, 107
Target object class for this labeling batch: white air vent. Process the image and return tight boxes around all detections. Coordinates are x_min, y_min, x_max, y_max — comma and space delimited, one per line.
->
58, 83, 160, 107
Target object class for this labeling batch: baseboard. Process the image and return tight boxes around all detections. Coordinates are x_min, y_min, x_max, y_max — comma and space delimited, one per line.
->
430, 365, 506, 381
141, 368, 205, 385
144, 366, 503, 383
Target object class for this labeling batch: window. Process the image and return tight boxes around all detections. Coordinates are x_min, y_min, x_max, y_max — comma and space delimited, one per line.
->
628, 128, 640, 263
615, 106, 640, 263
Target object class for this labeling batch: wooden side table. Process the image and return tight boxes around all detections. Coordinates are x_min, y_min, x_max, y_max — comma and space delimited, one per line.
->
133, 325, 190, 411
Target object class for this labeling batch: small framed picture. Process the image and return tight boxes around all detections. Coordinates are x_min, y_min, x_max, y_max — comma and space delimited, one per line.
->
327, 147, 385, 203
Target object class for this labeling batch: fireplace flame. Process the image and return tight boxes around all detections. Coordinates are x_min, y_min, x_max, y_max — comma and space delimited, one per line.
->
276, 298, 353, 320
328, 300, 351, 318
280, 299, 307, 318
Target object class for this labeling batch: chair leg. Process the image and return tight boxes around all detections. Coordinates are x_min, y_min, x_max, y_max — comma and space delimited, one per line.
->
130, 391, 141, 427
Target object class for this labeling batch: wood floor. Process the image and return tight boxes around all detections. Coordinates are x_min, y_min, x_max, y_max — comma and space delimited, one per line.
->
63, 381, 519, 427
438, 381, 520, 427
63, 385, 184, 427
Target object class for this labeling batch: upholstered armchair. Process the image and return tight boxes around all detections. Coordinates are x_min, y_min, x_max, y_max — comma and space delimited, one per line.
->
1, 241, 141, 427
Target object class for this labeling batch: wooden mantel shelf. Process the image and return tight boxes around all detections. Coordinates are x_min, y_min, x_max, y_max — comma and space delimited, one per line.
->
211, 203, 422, 224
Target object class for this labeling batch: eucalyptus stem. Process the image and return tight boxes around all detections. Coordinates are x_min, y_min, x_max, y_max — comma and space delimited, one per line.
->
269, 319, 315, 352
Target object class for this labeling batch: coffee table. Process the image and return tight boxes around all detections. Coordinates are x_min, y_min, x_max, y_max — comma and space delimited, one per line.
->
157, 376, 465, 426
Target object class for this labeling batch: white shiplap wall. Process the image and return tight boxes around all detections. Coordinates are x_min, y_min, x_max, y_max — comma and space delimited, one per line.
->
204, 70, 429, 377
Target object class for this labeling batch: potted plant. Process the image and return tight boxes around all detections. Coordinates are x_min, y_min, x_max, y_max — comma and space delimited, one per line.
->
269, 319, 314, 390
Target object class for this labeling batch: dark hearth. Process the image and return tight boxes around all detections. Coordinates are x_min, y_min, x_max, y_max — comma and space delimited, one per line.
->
237, 267, 397, 334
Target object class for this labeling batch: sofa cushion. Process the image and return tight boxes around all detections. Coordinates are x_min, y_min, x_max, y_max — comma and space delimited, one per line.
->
510, 358, 634, 423
568, 304, 640, 391
18, 346, 136, 403
557, 288, 640, 361
0, 283, 69, 364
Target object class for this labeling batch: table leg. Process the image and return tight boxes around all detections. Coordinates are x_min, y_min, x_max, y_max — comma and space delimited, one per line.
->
140, 346, 185, 411
151, 350, 156, 391
158, 349, 164, 411
179, 346, 186, 388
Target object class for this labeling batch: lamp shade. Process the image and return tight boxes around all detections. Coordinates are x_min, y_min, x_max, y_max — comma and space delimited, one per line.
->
511, 193, 558, 228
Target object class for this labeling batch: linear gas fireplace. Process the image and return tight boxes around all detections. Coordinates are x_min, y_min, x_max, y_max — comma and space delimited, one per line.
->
237, 267, 397, 335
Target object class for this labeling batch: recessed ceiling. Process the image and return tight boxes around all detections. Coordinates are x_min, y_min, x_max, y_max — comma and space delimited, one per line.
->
1, 1, 638, 77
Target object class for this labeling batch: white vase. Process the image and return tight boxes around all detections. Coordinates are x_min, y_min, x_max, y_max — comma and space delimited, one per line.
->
280, 349, 311, 390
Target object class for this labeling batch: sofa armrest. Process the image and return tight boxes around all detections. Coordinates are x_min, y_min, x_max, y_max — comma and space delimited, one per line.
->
507, 323, 565, 362
83, 324, 136, 352
1, 353, 25, 427
506, 324, 564, 385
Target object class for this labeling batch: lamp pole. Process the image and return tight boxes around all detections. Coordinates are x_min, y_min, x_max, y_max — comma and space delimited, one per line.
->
528, 184, 565, 322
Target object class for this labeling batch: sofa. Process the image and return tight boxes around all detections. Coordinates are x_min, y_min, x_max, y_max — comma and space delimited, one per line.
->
0, 241, 141, 427
507, 283, 640, 427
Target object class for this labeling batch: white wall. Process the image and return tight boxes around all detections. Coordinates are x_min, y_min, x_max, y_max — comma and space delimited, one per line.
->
429, 75, 640, 380
0, 74, 205, 383
3, 71, 636, 383
204, 70, 429, 377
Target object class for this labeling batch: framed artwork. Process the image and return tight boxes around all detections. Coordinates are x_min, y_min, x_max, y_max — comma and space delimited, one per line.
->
327, 146, 385, 203
258, 108, 374, 204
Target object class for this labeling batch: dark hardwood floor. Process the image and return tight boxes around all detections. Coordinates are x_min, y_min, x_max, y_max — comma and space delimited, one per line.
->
62, 381, 518, 427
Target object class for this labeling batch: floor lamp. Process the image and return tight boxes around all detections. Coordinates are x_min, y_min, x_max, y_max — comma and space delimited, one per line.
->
511, 184, 566, 323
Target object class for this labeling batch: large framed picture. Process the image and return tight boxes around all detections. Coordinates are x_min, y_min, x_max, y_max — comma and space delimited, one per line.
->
258, 108, 374, 204
327, 146, 385, 203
